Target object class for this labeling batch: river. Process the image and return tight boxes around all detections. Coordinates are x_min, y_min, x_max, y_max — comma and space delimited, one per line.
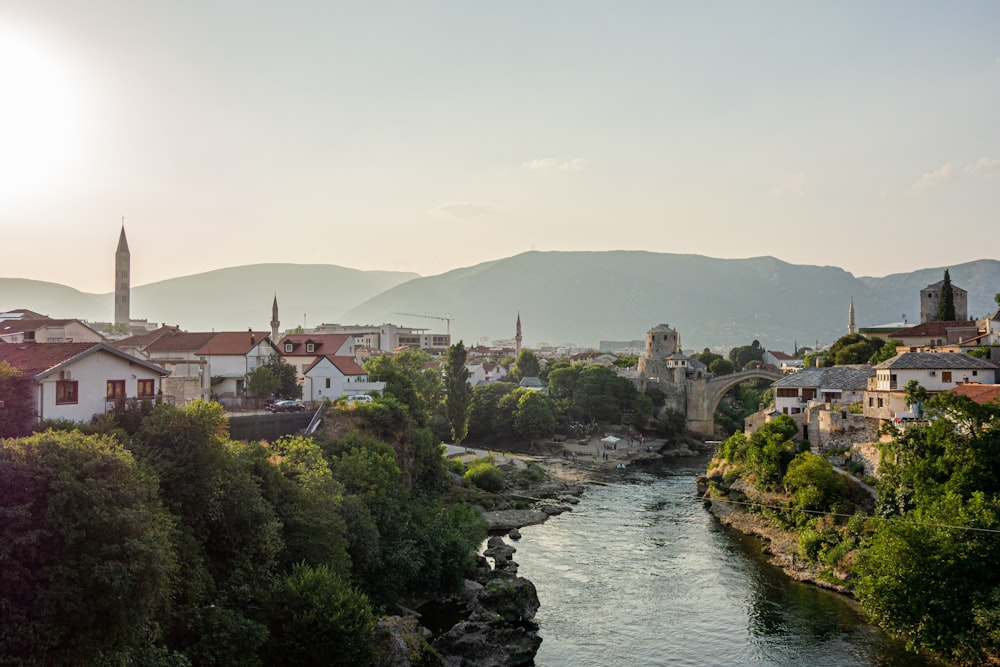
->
513, 456, 941, 667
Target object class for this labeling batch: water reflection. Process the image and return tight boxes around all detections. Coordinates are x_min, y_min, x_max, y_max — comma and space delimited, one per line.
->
514, 458, 940, 667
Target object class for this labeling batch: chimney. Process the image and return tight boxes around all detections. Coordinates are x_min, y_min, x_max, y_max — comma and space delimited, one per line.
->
249, 327, 255, 345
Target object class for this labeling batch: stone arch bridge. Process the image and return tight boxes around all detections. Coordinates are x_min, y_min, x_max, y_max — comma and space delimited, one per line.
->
685, 369, 784, 436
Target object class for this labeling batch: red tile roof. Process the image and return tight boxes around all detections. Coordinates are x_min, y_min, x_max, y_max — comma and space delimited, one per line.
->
146, 331, 217, 352
279, 334, 352, 356
949, 383, 1000, 405
0, 342, 168, 378
304, 355, 366, 376
0, 319, 79, 335
196, 331, 271, 356
0, 342, 97, 376
892, 320, 978, 337
114, 325, 182, 349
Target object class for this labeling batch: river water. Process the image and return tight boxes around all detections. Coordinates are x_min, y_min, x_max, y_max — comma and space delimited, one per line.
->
513, 456, 940, 667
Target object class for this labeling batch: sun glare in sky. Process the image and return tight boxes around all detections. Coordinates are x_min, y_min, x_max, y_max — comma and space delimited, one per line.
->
0, 24, 87, 202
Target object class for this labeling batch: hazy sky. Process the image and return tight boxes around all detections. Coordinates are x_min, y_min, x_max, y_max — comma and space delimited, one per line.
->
3, 2, 999, 293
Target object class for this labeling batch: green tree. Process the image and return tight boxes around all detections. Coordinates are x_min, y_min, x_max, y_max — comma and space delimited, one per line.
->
728, 340, 765, 369
468, 383, 518, 442
869, 339, 899, 364
364, 349, 442, 426
708, 358, 735, 376
822, 333, 883, 366
444, 341, 472, 445
261, 563, 376, 667
937, 268, 956, 321
513, 391, 556, 446
903, 380, 928, 417
512, 350, 541, 380
266, 355, 302, 399
0, 430, 177, 664
0, 361, 34, 438
246, 364, 280, 399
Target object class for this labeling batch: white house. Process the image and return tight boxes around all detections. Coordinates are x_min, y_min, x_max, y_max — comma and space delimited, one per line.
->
302, 355, 385, 402
0, 318, 105, 344
770, 365, 874, 416
863, 351, 999, 421
0, 342, 169, 424
278, 333, 355, 383
196, 330, 280, 400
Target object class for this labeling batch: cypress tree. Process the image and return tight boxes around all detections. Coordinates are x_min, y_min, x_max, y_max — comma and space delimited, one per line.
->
444, 341, 472, 445
937, 269, 956, 321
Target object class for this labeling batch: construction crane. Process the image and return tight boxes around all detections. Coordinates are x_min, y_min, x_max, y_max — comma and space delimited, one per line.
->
396, 312, 453, 336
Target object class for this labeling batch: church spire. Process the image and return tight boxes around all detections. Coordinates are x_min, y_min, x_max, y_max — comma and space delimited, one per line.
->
114, 219, 130, 326
848, 297, 856, 335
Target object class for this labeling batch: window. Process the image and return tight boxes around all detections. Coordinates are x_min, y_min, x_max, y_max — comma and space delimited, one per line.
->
138, 379, 155, 398
107, 380, 126, 399
942, 371, 952, 382
889, 374, 897, 390
869, 397, 874, 407
56, 380, 78, 405
325, 378, 331, 389
285, 343, 293, 352
306, 343, 315, 353
877, 397, 884, 408
973, 370, 978, 377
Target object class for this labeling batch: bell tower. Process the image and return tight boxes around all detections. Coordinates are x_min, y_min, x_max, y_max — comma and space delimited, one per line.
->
114, 221, 130, 326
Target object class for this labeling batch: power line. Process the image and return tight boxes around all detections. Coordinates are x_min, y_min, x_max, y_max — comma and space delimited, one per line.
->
646, 487, 1000, 535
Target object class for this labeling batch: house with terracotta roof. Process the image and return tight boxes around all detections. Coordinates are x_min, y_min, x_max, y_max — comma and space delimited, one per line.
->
770, 365, 874, 416
143, 330, 279, 404
302, 355, 385, 402
762, 350, 803, 373
0, 318, 105, 344
0, 342, 168, 425
278, 333, 355, 385
863, 351, 999, 422
887, 320, 979, 350
197, 330, 280, 402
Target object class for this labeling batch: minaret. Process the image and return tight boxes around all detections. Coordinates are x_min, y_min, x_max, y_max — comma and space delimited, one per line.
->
515, 313, 522, 359
270, 294, 280, 341
114, 220, 130, 326
848, 297, 856, 335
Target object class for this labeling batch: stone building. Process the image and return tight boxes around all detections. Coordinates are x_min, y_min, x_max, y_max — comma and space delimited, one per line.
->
920, 278, 967, 323
637, 324, 681, 383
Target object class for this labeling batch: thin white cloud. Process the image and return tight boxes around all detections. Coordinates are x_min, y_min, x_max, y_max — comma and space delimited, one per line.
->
522, 157, 590, 172
909, 163, 953, 194
431, 202, 496, 218
964, 156, 1000, 175
769, 174, 807, 199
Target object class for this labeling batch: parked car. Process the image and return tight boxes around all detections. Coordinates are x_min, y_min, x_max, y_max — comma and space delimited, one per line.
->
345, 394, 373, 403
267, 400, 306, 413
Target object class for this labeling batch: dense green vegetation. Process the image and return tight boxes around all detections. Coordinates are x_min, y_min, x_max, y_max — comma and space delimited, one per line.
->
712, 395, 1000, 665
466, 362, 652, 446
1, 379, 487, 664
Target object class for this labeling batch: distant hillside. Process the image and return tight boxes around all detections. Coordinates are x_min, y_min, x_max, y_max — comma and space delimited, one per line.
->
339, 251, 1000, 350
5, 254, 998, 350
0, 279, 106, 321
0, 264, 418, 331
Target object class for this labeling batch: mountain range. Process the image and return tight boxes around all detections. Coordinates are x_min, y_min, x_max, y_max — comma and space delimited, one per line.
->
3, 252, 999, 351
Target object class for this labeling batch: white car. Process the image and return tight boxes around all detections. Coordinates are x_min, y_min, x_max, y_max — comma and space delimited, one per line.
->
346, 394, 373, 403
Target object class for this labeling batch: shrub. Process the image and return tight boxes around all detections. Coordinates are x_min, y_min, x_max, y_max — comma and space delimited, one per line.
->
464, 456, 505, 493
798, 528, 825, 561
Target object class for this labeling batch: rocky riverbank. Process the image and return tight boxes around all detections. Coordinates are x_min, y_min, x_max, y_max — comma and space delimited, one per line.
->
697, 473, 853, 595
375, 438, 716, 666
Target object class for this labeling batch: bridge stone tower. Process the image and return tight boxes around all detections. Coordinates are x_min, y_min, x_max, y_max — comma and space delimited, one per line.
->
114, 223, 130, 326
638, 324, 681, 384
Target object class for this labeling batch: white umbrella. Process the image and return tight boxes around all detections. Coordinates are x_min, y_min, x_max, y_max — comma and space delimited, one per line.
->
600, 435, 621, 444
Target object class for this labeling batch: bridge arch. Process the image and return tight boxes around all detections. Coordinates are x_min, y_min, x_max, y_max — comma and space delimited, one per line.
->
685, 369, 784, 436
